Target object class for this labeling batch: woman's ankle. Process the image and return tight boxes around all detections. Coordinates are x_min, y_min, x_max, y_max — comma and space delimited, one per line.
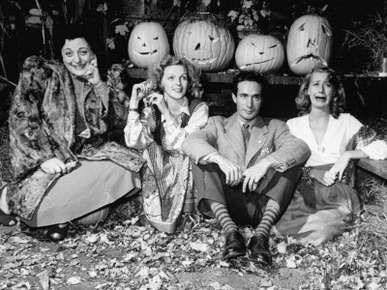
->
0, 186, 11, 215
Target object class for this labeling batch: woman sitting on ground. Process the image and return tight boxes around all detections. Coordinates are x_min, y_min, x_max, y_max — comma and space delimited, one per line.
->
124, 55, 209, 233
275, 64, 387, 245
0, 23, 145, 240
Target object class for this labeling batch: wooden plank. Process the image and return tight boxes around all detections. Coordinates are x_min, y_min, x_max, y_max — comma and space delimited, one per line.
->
358, 159, 387, 180
125, 69, 387, 86
125, 68, 303, 85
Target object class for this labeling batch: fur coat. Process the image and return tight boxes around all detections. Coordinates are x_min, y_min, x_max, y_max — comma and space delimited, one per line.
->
7, 56, 144, 219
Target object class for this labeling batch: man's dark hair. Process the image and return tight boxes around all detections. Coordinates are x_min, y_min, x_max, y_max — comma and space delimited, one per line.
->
231, 71, 268, 96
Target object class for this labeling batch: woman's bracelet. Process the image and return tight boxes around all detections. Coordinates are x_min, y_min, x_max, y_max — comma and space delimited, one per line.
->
129, 108, 139, 112
301, 166, 313, 183
94, 82, 107, 91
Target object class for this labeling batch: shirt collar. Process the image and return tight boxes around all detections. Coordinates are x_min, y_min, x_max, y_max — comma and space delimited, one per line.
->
161, 97, 190, 122
236, 115, 255, 128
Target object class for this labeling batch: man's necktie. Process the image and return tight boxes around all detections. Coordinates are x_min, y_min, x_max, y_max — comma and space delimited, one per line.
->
242, 123, 250, 148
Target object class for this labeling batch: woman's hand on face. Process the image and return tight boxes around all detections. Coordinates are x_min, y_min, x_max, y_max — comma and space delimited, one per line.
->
40, 158, 68, 175
148, 93, 168, 114
130, 81, 153, 105
84, 57, 102, 86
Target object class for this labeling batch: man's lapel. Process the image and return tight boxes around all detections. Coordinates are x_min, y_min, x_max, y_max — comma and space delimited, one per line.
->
224, 113, 246, 161
245, 116, 268, 165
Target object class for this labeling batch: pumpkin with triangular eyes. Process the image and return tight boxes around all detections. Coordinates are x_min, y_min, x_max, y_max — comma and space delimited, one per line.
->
235, 34, 285, 74
173, 18, 235, 72
287, 15, 332, 75
128, 22, 170, 68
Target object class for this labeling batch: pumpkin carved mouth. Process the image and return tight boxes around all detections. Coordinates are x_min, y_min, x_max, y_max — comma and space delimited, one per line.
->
137, 49, 158, 56
292, 54, 327, 66
183, 55, 216, 65
240, 58, 276, 69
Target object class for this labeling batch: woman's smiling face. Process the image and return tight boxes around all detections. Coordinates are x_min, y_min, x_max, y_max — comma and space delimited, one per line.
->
161, 65, 188, 101
61, 37, 94, 77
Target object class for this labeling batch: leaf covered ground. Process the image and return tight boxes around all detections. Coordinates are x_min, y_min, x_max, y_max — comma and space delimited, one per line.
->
1, 173, 387, 290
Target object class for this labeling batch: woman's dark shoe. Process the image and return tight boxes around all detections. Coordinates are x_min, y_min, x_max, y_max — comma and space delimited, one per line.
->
46, 223, 69, 242
0, 208, 17, 226
248, 234, 272, 266
223, 230, 246, 260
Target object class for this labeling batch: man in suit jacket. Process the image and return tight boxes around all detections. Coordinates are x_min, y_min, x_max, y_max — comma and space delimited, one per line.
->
182, 72, 310, 265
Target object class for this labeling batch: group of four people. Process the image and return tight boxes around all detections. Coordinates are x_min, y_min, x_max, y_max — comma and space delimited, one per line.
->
1, 24, 386, 266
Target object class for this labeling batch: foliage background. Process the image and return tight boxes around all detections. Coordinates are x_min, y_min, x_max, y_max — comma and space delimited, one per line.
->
0, 0, 387, 84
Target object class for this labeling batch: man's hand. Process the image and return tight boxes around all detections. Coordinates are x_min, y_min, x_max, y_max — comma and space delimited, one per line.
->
210, 154, 242, 186
242, 159, 271, 193
40, 158, 68, 175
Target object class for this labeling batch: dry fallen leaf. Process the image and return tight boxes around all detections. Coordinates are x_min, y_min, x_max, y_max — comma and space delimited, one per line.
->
286, 255, 297, 268
147, 275, 162, 290
277, 241, 287, 254
9, 237, 29, 244
38, 270, 50, 290
189, 242, 208, 253
66, 276, 81, 285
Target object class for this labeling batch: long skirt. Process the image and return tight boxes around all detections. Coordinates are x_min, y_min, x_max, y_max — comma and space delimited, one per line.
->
21, 160, 140, 227
141, 142, 192, 233
275, 172, 360, 245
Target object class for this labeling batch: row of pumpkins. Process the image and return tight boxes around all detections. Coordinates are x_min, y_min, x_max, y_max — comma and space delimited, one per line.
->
128, 14, 332, 76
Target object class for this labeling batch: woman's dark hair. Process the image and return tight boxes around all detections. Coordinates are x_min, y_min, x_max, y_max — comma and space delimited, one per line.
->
146, 55, 203, 145
231, 71, 268, 96
296, 64, 346, 118
56, 23, 97, 58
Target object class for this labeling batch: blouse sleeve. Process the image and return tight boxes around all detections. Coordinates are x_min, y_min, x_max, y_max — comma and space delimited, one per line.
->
163, 102, 209, 155
124, 106, 156, 150
346, 114, 364, 140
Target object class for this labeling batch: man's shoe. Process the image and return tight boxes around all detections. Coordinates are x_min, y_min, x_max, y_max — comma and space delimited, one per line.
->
223, 230, 246, 260
248, 234, 272, 266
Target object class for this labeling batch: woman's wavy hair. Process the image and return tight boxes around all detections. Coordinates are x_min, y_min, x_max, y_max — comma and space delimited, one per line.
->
145, 55, 203, 145
296, 64, 346, 118
147, 55, 203, 102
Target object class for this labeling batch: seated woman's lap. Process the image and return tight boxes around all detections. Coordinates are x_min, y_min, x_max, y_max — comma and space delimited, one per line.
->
21, 160, 140, 227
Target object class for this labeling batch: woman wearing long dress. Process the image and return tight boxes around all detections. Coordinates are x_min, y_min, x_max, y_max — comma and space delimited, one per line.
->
275, 65, 387, 245
0, 24, 145, 240
124, 55, 209, 233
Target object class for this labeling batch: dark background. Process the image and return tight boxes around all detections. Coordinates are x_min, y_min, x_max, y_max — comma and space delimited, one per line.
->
1, 0, 387, 123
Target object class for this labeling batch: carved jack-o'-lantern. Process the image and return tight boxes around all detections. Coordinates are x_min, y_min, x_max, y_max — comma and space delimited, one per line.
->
128, 22, 170, 68
235, 34, 285, 74
287, 15, 332, 75
173, 17, 235, 72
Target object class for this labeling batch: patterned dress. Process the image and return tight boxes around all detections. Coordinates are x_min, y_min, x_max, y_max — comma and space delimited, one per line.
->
124, 98, 209, 233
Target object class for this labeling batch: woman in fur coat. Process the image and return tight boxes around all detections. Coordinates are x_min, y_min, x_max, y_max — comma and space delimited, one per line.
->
0, 24, 145, 241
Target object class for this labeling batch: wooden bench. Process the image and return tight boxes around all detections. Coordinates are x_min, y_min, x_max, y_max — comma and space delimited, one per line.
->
358, 159, 387, 181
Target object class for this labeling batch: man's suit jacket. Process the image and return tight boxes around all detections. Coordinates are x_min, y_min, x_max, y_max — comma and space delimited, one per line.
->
182, 113, 310, 172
